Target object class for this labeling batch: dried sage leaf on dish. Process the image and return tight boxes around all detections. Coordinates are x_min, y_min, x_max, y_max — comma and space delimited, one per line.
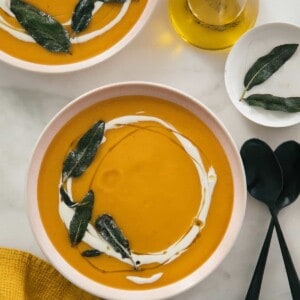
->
95, 214, 137, 269
10, 0, 70, 53
69, 190, 94, 247
71, 0, 95, 34
242, 44, 298, 97
81, 249, 102, 257
243, 94, 300, 113
62, 120, 105, 181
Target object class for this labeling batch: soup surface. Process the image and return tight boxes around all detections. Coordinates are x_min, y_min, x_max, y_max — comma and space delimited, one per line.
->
0, 0, 146, 64
38, 95, 233, 290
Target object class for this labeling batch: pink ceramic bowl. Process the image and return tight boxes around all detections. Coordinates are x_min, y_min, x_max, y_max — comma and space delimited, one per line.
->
27, 82, 246, 299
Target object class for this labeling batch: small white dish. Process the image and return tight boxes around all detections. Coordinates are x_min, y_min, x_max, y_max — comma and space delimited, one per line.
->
225, 22, 300, 127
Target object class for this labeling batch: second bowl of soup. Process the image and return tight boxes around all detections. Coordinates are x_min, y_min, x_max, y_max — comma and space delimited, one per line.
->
0, 0, 156, 72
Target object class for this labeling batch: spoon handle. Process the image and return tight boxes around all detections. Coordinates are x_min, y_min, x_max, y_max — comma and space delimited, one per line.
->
271, 211, 300, 299
245, 218, 274, 300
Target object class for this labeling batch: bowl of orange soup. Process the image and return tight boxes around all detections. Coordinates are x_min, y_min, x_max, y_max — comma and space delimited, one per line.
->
27, 82, 246, 299
0, 0, 156, 72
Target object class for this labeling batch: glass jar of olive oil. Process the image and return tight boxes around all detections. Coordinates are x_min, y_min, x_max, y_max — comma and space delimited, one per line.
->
169, 0, 259, 50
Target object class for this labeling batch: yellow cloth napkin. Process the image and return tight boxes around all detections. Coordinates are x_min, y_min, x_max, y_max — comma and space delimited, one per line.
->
0, 248, 99, 300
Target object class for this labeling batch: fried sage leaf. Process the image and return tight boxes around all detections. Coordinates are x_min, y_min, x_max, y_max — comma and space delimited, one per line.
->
98, 0, 127, 3
60, 186, 77, 208
71, 0, 95, 34
81, 249, 102, 257
69, 190, 94, 246
62, 120, 105, 181
10, 0, 70, 53
242, 44, 298, 95
243, 94, 300, 113
95, 214, 137, 269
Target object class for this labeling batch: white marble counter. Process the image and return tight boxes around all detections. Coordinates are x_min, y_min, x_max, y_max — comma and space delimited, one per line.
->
0, 1, 299, 299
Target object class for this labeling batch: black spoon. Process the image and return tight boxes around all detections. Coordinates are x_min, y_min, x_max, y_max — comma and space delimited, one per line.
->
241, 139, 300, 300
244, 140, 300, 299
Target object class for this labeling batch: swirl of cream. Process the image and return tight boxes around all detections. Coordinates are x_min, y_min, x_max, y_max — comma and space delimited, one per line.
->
59, 115, 217, 279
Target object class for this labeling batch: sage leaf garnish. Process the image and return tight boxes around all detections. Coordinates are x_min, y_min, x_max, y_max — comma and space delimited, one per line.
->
71, 0, 127, 35
10, 0, 70, 53
81, 249, 102, 257
69, 190, 94, 247
71, 0, 95, 34
62, 120, 105, 182
98, 0, 127, 3
241, 44, 298, 99
60, 186, 77, 208
95, 214, 137, 269
243, 94, 300, 113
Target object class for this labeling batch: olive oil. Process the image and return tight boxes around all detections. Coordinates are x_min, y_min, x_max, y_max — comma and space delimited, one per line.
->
169, 0, 259, 50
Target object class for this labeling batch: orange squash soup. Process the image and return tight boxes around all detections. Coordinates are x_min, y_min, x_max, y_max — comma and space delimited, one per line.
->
0, 0, 147, 65
38, 95, 233, 290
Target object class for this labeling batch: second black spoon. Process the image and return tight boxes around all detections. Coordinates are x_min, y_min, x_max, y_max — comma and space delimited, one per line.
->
241, 139, 300, 300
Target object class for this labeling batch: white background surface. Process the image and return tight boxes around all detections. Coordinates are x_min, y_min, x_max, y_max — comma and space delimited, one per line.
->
0, 1, 299, 299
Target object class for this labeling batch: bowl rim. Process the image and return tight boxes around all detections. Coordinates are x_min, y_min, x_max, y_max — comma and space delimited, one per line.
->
26, 81, 247, 300
0, 1, 157, 74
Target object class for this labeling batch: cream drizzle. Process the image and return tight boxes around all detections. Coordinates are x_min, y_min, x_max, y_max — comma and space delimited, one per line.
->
59, 115, 217, 284
0, 0, 131, 44
126, 273, 163, 284
0, 0, 13, 16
